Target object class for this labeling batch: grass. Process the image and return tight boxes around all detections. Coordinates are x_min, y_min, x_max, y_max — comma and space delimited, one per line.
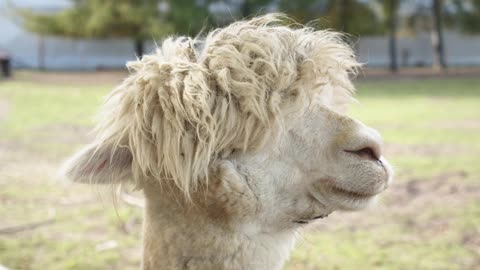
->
0, 75, 479, 269
352, 79, 480, 182
289, 201, 480, 270
353, 79, 480, 146
0, 83, 106, 137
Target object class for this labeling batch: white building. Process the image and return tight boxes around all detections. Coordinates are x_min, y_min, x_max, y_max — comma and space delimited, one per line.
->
1, 0, 480, 70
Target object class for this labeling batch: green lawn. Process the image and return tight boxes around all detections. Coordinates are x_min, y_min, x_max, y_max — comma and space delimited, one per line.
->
353, 79, 480, 181
0, 75, 479, 269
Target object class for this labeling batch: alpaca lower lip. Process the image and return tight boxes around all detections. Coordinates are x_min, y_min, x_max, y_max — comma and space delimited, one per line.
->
312, 214, 329, 219
293, 220, 309, 224
327, 185, 378, 199
293, 214, 329, 224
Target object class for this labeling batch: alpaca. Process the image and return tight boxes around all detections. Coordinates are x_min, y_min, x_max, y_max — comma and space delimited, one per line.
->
61, 14, 393, 270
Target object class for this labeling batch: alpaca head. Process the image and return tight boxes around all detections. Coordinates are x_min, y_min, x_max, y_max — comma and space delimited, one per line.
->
61, 14, 392, 232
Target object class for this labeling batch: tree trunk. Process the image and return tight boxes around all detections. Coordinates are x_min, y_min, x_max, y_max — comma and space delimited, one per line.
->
340, 0, 350, 34
135, 39, 144, 59
387, 0, 398, 73
38, 35, 45, 70
432, 0, 447, 71
241, 0, 251, 18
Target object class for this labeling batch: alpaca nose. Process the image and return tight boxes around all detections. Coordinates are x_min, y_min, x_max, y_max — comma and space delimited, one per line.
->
344, 127, 383, 162
345, 147, 379, 161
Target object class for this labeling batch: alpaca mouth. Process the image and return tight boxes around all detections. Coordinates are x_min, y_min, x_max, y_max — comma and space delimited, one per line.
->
326, 185, 379, 199
293, 213, 331, 224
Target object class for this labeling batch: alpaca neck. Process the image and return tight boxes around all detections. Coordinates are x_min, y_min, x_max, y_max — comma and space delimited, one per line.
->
141, 184, 297, 270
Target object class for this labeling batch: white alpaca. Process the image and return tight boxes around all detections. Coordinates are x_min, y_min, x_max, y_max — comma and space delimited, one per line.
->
61, 14, 393, 270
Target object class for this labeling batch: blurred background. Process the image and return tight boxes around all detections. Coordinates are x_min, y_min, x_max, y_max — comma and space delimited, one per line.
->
0, 0, 479, 269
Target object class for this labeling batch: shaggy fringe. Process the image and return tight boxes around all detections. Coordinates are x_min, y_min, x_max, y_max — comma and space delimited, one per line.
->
92, 13, 360, 199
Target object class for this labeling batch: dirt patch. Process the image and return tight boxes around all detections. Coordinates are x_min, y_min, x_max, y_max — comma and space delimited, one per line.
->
312, 170, 479, 234
429, 119, 480, 129
384, 171, 474, 208
31, 124, 92, 145
384, 143, 472, 157
0, 124, 92, 188
0, 141, 58, 180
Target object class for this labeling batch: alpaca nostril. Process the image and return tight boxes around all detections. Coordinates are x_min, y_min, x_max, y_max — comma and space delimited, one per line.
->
345, 147, 379, 161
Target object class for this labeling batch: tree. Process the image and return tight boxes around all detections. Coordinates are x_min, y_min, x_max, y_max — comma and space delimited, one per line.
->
455, 0, 480, 33
405, 0, 452, 71
208, 0, 273, 25
15, 0, 212, 58
383, 0, 400, 73
279, 0, 384, 36
277, 0, 322, 23
239, 0, 273, 18
165, 0, 213, 36
432, 0, 447, 70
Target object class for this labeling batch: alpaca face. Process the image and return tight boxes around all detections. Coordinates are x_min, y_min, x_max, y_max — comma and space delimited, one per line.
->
61, 15, 393, 235
220, 102, 393, 231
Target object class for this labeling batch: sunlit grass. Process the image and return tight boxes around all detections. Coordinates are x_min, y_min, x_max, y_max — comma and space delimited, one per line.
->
291, 78, 480, 270
0, 82, 109, 138
351, 79, 480, 181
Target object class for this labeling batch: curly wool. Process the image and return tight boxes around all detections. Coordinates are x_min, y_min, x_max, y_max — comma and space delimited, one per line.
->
92, 14, 360, 198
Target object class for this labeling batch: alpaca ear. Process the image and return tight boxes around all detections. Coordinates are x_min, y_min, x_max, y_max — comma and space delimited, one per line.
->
59, 142, 133, 184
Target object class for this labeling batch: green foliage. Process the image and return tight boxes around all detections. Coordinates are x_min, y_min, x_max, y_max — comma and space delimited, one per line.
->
382, 0, 399, 26
240, 0, 275, 17
166, 0, 212, 35
402, 0, 461, 33
324, 0, 385, 35
277, 0, 323, 24
16, 0, 173, 40
14, 0, 215, 55
209, 0, 274, 26
279, 0, 384, 35
455, 0, 480, 33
